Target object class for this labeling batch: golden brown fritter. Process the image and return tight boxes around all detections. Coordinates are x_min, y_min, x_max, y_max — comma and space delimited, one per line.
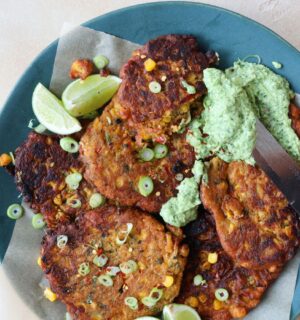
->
14, 132, 97, 228
201, 158, 300, 270
41, 206, 189, 320
80, 99, 195, 213
116, 35, 216, 143
289, 102, 300, 138
177, 209, 281, 320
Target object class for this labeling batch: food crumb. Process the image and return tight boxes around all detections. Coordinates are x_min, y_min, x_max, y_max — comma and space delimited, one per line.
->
272, 61, 283, 69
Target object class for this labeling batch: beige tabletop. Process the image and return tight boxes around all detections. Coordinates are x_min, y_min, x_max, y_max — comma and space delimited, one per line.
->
0, 0, 299, 319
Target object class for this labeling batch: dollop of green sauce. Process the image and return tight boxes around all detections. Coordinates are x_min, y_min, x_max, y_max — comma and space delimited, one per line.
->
160, 60, 298, 227
160, 161, 203, 227
226, 61, 299, 161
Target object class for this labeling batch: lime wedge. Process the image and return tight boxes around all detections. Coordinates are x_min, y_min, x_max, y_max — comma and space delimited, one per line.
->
32, 83, 82, 135
163, 304, 201, 320
62, 75, 122, 117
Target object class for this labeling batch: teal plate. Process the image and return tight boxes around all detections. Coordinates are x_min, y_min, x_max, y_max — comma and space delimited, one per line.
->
0, 1, 299, 318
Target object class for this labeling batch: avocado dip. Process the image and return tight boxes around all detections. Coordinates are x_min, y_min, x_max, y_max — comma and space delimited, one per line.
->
160, 60, 298, 227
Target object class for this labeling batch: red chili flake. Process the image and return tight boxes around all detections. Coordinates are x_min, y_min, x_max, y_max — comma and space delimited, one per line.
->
155, 136, 167, 144
97, 248, 103, 255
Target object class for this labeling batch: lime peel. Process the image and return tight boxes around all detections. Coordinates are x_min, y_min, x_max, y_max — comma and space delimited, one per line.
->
32, 83, 82, 135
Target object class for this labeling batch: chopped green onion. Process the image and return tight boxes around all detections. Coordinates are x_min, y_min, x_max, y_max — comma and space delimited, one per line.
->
86, 294, 93, 304
119, 260, 138, 275
98, 274, 113, 287
9, 152, 15, 165
141, 296, 157, 308
78, 262, 90, 276
106, 116, 112, 125
66, 198, 82, 209
106, 266, 121, 276
93, 254, 108, 267
139, 148, 154, 162
138, 176, 154, 197
193, 274, 206, 286
175, 173, 184, 181
149, 81, 161, 93
116, 222, 133, 245
181, 80, 196, 94
124, 297, 138, 310
215, 288, 229, 301
65, 172, 82, 190
32, 213, 46, 229
93, 54, 109, 69
7, 203, 24, 220
28, 119, 47, 134
154, 144, 168, 159
89, 193, 105, 208
243, 54, 261, 64
57, 235, 68, 249
34, 124, 47, 134
272, 61, 283, 69
149, 288, 163, 302
59, 137, 79, 153
64, 312, 72, 320
105, 131, 111, 144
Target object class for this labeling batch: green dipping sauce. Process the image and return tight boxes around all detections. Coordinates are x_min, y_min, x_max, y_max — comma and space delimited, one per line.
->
160, 60, 298, 227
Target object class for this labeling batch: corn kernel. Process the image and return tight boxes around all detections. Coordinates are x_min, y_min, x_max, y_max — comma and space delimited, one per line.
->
185, 296, 199, 308
144, 58, 156, 71
44, 288, 57, 302
199, 293, 207, 303
208, 252, 218, 264
0, 153, 12, 167
37, 256, 42, 268
213, 299, 223, 310
163, 275, 174, 288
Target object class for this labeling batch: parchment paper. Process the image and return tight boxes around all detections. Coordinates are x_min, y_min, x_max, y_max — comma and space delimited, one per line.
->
2, 24, 300, 320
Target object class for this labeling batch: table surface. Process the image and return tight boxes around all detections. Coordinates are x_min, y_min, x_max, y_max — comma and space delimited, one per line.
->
0, 0, 299, 319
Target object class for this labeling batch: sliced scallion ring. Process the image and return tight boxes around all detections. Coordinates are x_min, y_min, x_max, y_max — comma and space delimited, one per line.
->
116, 223, 133, 245
60, 137, 79, 153
141, 296, 157, 308
93, 54, 109, 69
93, 254, 108, 267
78, 262, 90, 276
34, 124, 47, 134
215, 288, 229, 301
32, 213, 46, 229
175, 173, 184, 181
154, 144, 168, 159
242, 54, 261, 64
138, 176, 154, 197
124, 297, 138, 310
149, 288, 163, 302
119, 260, 138, 275
57, 235, 68, 249
139, 148, 154, 162
106, 266, 121, 276
66, 198, 82, 209
193, 274, 206, 286
149, 81, 161, 93
65, 172, 82, 190
98, 274, 113, 287
7, 203, 24, 220
65, 312, 72, 320
181, 80, 196, 94
89, 193, 105, 208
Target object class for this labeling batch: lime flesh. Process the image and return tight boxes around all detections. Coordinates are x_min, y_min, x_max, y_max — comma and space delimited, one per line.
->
32, 83, 82, 135
62, 75, 122, 117
163, 304, 201, 320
